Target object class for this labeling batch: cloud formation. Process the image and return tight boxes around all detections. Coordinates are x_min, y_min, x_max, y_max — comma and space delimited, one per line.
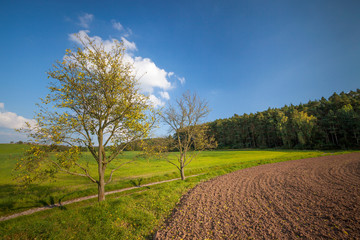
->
68, 29, 180, 107
177, 76, 186, 85
111, 20, 123, 31
132, 56, 172, 93
149, 95, 165, 107
160, 91, 170, 100
0, 103, 35, 129
121, 37, 137, 52
78, 13, 93, 28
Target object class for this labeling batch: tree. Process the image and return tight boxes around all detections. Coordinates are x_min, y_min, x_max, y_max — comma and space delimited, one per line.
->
17, 34, 154, 201
161, 91, 217, 180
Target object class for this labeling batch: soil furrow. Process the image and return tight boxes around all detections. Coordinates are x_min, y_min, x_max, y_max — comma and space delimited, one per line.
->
156, 153, 360, 239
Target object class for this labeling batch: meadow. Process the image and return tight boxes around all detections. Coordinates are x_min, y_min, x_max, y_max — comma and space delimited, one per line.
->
0, 144, 352, 239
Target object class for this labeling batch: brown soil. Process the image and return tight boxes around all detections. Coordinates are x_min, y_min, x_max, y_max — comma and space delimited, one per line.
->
156, 153, 360, 239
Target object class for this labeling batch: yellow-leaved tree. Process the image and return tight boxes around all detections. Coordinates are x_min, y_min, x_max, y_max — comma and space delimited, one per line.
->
17, 34, 155, 201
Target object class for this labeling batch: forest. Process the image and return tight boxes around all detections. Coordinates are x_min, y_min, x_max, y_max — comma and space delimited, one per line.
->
207, 89, 360, 150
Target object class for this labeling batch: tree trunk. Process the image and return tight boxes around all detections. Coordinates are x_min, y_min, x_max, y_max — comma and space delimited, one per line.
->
98, 164, 106, 201
333, 125, 339, 146
354, 132, 359, 145
98, 176, 105, 201
180, 167, 185, 180
98, 129, 106, 202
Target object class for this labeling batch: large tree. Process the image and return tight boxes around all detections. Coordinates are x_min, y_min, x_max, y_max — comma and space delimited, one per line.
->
17, 34, 154, 201
161, 91, 217, 180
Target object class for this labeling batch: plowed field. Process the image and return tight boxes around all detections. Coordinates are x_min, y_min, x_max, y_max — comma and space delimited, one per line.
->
156, 153, 360, 239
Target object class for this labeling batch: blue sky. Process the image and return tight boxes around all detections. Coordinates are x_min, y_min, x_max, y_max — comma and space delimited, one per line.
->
0, 0, 359, 143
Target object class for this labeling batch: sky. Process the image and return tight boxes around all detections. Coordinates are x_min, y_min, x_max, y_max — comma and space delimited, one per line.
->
0, 0, 359, 143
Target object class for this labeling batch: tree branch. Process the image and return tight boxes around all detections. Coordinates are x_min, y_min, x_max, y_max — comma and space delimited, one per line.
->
49, 159, 97, 183
74, 162, 98, 183
167, 160, 181, 171
106, 160, 134, 184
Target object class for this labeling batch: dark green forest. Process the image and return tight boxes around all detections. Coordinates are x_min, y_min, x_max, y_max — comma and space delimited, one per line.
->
207, 89, 360, 150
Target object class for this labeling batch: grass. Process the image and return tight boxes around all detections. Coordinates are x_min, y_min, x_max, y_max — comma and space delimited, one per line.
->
0, 144, 30, 154
1, 179, 196, 240
0, 144, 354, 239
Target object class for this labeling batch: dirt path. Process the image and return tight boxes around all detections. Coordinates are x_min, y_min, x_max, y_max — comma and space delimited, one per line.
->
0, 174, 202, 222
156, 153, 360, 239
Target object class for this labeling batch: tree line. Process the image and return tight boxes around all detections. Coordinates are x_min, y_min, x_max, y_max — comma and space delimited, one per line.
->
207, 89, 360, 150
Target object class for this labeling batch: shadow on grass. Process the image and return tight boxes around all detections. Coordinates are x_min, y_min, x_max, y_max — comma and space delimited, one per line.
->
130, 178, 143, 187
38, 196, 68, 210
38, 196, 55, 206
0, 184, 82, 214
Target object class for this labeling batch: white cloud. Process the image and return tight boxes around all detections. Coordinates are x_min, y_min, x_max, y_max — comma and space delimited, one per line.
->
69, 30, 118, 52
78, 13, 93, 28
149, 95, 165, 107
160, 91, 170, 100
111, 20, 123, 31
0, 102, 4, 109
177, 76, 186, 85
68, 30, 89, 45
0, 105, 35, 129
68, 30, 187, 108
132, 56, 172, 93
110, 20, 132, 37
123, 28, 133, 38
121, 37, 137, 52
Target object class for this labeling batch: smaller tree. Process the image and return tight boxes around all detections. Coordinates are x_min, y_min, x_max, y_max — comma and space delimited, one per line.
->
161, 91, 217, 180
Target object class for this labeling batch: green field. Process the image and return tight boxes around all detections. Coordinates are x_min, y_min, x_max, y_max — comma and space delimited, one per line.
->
0, 144, 352, 239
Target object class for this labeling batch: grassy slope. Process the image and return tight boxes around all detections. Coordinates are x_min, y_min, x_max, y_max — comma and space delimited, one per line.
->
0, 144, 354, 239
